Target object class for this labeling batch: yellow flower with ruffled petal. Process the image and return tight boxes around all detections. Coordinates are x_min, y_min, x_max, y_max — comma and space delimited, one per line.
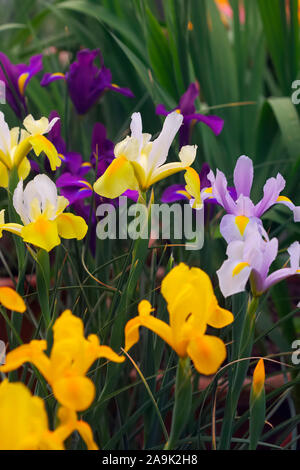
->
0, 380, 98, 450
93, 112, 197, 198
0, 309, 125, 411
124, 263, 233, 375
0, 174, 88, 252
0, 112, 61, 188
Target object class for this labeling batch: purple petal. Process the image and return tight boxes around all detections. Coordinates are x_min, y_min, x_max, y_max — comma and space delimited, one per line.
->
155, 103, 171, 117
161, 184, 188, 203
255, 173, 286, 217
179, 83, 198, 115
185, 113, 224, 136
233, 155, 253, 198
40, 72, 66, 86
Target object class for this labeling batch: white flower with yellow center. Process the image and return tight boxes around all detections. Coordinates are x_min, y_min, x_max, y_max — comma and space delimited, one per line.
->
93, 111, 197, 198
0, 174, 87, 252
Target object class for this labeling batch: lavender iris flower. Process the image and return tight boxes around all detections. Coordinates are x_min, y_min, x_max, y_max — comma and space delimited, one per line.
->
207, 155, 300, 243
156, 83, 224, 148
0, 53, 43, 118
217, 227, 300, 298
41, 49, 134, 114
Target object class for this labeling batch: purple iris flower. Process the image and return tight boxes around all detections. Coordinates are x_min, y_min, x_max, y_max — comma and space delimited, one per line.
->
156, 83, 224, 148
207, 155, 300, 243
217, 227, 300, 298
41, 49, 134, 114
0, 53, 43, 118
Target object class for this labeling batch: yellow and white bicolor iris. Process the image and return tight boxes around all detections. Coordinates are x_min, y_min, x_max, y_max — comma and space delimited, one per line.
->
0, 112, 61, 188
0, 174, 88, 252
93, 111, 197, 198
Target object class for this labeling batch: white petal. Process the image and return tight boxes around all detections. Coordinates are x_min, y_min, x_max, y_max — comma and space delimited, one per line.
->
217, 259, 251, 298
147, 111, 183, 172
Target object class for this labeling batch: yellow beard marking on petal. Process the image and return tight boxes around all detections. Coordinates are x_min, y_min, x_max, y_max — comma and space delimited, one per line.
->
277, 195, 292, 203
235, 215, 249, 235
204, 187, 213, 193
50, 72, 65, 79
232, 262, 250, 277
78, 180, 93, 190
18, 73, 29, 95
111, 83, 120, 88
176, 190, 191, 199
175, 109, 181, 114
297, 269, 300, 273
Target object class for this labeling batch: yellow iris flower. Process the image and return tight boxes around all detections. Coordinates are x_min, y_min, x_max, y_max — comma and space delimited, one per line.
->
93, 111, 197, 198
124, 263, 234, 375
0, 380, 98, 450
0, 112, 61, 188
0, 309, 125, 411
0, 174, 88, 252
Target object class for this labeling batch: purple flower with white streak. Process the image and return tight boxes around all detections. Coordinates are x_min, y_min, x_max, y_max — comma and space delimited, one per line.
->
156, 83, 224, 148
41, 49, 134, 115
0, 52, 43, 118
217, 227, 300, 297
207, 155, 300, 243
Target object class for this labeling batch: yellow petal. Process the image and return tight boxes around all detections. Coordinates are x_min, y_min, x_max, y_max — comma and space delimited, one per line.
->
75, 421, 99, 450
52, 376, 95, 411
17, 156, 31, 181
96, 345, 125, 363
124, 300, 173, 352
21, 217, 60, 251
208, 304, 234, 329
187, 334, 226, 375
29, 135, 61, 171
0, 287, 26, 312
56, 213, 88, 241
0, 161, 8, 188
0, 380, 49, 450
184, 167, 202, 209
0, 340, 50, 381
252, 358, 265, 396
93, 155, 138, 198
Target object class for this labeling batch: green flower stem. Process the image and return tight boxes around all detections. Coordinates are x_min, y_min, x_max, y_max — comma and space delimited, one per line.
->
164, 357, 192, 450
219, 296, 259, 449
7, 167, 27, 347
36, 248, 51, 329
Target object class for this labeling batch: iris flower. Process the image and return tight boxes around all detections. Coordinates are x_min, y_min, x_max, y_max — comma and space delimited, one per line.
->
0, 380, 98, 450
0, 53, 42, 118
94, 111, 197, 199
0, 174, 88, 252
217, 228, 300, 297
207, 155, 300, 243
41, 49, 134, 114
0, 112, 61, 188
0, 309, 125, 412
124, 263, 233, 375
156, 83, 224, 148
